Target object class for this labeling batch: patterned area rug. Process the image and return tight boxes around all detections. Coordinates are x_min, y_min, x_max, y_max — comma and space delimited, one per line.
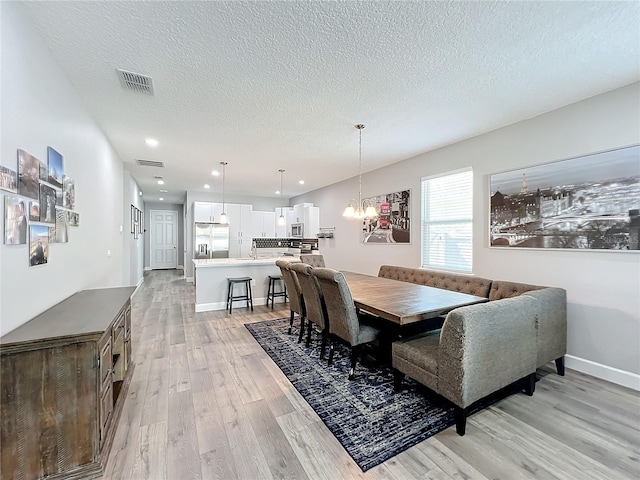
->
245, 317, 520, 471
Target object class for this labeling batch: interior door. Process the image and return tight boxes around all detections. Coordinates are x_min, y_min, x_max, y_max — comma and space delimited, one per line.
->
150, 210, 178, 269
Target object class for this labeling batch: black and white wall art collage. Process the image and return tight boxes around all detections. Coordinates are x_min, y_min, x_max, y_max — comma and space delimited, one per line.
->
1, 147, 80, 266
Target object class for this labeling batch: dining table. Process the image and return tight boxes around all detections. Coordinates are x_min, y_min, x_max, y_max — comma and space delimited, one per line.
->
341, 271, 489, 327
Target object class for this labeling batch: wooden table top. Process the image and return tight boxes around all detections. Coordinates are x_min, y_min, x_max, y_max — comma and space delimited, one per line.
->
341, 271, 488, 325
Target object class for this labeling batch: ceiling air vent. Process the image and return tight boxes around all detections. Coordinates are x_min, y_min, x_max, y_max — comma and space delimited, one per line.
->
136, 159, 164, 168
116, 69, 154, 95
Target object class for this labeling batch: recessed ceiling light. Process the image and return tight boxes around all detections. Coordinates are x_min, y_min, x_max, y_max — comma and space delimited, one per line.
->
139, 191, 142, 196
157, 179, 164, 185
211, 170, 220, 176
299, 180, 305, 185
159, 189, 168, 193
204, 184, 210, 189
145, 138, 159, 148
159, 197, 164, 201
275, 190, 280, 195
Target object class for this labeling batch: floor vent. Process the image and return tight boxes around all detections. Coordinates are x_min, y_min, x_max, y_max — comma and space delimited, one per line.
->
117, 69, 154, 95
136, 159, 164, 168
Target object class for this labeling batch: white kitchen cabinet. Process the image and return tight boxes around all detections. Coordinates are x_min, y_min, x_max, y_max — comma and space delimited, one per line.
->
228, 236, 252, 258
226, 204, 253, 239
252, 211, 276, 238
303, 206, 320, 238
194, 202, 223, 223
275, 207, 292, 238
226, 204, 253, 257
287, 204, 319, 238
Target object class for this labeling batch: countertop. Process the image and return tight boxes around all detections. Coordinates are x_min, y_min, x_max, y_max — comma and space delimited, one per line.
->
193, 256, 300, 268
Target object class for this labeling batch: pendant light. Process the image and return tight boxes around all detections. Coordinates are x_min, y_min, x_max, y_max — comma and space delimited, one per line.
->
219, 161, 228, 224
343, 124, 378, 219
278, 169, 286, 226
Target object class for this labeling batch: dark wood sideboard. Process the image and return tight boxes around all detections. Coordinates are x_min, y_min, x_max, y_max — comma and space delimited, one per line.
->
0, 287, 136, 480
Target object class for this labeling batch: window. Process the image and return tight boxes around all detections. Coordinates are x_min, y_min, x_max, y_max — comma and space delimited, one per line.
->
421, 168, 473, 273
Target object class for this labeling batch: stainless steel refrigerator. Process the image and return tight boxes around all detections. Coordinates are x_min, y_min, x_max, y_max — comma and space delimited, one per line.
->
194, 223, 229, 259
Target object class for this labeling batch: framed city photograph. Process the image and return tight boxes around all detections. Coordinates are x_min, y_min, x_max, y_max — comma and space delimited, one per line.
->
48, 226, 56, 244
39, 184, 57, 224
68, 211, 80, 227
55, 207, 69, 243
4, 196, 27, 245
29, 224, 49, 266
29, 201, 40, 222
47, 147, 64, 188
0, 165, 18, 193
17, 149, 40, 199
490, 144, 640, 250
63, 176, 75, 209
362, 189, 411, 244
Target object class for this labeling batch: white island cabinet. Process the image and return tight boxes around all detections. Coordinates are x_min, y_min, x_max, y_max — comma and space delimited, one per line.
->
193, 257, 299, 312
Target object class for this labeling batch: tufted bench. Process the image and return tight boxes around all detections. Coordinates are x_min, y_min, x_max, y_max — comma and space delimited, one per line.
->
378, 265, 566, 375
378, 265, 492, 298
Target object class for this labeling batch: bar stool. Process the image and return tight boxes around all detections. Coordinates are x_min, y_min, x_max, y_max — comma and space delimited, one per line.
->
266, 275, 287, 309
226, 277, 254, 313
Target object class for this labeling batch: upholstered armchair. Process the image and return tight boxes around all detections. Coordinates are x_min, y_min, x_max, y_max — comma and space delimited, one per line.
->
392, 295, 538, 435
275, 260, 305, 336
289, 263, 329, 357
312, 267, 382, 380
300, 254, 325, 268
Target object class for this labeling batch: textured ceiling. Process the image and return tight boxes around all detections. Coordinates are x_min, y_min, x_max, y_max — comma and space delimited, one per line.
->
21, 0, 640, 204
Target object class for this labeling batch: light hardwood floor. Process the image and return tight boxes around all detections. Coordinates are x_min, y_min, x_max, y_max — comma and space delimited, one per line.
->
104, 270, 640, 480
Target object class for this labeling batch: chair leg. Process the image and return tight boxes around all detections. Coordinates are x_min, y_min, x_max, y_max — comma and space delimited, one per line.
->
297, 316, 306, 343
454, 406, 467, 436
247, 281, 253, 311
524, 372, 536, 396
555, 357, 565, 376
348, 347, 358, 380
305, 321, 313, 347
288, 310, 294, 335
320, 330, 328, 359
393, 370, 405, 393
228, 282, 234, 314
328, 337, 335, 366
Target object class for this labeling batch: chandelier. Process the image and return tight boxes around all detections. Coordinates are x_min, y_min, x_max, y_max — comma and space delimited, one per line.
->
343, 124, 378, 219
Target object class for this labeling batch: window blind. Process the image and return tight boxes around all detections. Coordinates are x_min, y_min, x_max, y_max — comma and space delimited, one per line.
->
421, 168, 473, 273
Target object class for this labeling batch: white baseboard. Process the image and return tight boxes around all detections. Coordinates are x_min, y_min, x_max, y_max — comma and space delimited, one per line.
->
131, 276, 144, 297
565, 354, 640, 391
195, 297, 269, 313
178, 264, 184, 269
186, 276, 194, 283
144, 267, 152, 271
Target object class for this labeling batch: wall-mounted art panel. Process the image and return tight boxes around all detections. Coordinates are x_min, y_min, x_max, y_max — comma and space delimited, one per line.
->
490, 145, 640, 250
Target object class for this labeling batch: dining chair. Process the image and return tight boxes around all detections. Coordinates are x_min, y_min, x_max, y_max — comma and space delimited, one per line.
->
289, 263, 329, 357
299, 254, 325, 268
276, 260, 305, 336
311, 267, 382, 380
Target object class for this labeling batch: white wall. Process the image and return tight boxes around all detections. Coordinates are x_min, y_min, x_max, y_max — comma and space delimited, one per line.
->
124, 172, 144, 287
293, 83, 640, 382
0, 2, 127, 335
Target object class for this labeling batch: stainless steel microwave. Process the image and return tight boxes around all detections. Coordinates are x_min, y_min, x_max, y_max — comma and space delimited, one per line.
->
291, 223, 304, 238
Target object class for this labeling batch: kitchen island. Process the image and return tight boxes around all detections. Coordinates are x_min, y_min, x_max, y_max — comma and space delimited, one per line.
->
193, 256, 299, 312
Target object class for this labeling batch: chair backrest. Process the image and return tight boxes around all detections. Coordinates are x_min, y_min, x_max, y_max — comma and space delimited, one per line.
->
290, 263, 327, 330
276, 260, 303, 314
299, 254, 325, 268
311, 267, 359, 344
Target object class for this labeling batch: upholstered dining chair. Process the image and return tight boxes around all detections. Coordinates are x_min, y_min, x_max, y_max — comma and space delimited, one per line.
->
289, 263, 329, 357
276, 260, 305, 336
299, 254, 325, 268
311, 267, 382, 380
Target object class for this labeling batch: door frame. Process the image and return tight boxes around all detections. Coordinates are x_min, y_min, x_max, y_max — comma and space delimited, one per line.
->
150, 209, 178, 269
